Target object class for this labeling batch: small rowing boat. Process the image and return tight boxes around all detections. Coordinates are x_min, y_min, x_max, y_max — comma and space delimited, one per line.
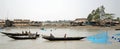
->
42, 35, 86, 41
8, 35, 38, 40
0, 32, 39, 37
115, 29, 120, 30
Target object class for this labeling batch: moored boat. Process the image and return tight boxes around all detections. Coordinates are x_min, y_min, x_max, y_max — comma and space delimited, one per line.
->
8, 35, 38, 40
1, 32, 28, 36
0, 32, 39, 37
115, 29, 120, 30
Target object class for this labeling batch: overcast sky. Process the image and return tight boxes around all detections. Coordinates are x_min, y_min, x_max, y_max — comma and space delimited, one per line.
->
0, 0, 119, 21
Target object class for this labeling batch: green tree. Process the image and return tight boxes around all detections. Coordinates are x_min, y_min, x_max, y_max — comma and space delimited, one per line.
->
116, 17, 120, 21
87, 5, 116, 26
87, 14, 93, 22
105, 13, 114, 19
87, 6, 114, 22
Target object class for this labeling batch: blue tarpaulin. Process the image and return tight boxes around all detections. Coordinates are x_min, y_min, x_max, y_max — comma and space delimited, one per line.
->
87, 32, 109, 43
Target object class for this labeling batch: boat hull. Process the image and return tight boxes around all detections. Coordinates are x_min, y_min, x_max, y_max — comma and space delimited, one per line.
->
115, 29, 120, 30
8, 36, 37, 40
0, 32, 39, 37
42, 36, 86, 41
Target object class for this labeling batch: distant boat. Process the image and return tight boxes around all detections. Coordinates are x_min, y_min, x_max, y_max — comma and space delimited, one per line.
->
40, 28, 45, 30
0, 27, 5, 29
8, 35, 38, 40
42, 35, 86, 41
1, 32, 28, 36
115, 29, 120, 30
0, 32, 39, 37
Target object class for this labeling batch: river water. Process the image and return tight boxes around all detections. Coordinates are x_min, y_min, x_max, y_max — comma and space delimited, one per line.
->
0, 27, 120, 49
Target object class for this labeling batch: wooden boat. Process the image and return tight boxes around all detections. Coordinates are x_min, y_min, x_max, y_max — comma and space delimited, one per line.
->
42, 35, 86, 41
0, 32, 39, 37
8, 35, 38, 40
115, 29, 120, 30
1, 32, 28, 36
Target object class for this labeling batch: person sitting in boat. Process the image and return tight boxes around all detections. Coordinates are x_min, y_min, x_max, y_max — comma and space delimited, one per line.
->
28, 31, 32, 36
25, 31, 28, 34
35, 32, 39, 37
29, 31, 31, 34
50, 33, 54, 38
64, 34, 67, 38
22, 31, 24, 34
36, 32, 38, 35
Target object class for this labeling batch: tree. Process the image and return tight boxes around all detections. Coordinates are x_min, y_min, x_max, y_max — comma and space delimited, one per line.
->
116, 17, 120, 21
87, 14, 93, 22
105, 13, 114, 19
87, 5, 115, 26
87, 5, 115, 21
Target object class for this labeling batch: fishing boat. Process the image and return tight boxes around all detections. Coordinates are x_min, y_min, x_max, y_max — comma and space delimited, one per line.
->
8, 35, 38, 40
42, 35, 86, 41
0, 32, 39, 37
115, 29, 120, 30
1, 32, 28, 36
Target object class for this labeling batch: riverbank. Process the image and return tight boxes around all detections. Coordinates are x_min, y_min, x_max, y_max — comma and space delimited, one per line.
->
2, 25, 120, 30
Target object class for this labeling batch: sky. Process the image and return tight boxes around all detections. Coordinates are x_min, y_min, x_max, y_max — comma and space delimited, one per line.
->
0, 0, 119, 21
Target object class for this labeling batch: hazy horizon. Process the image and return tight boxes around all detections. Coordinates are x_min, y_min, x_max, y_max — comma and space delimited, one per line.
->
0, 0, 120, 21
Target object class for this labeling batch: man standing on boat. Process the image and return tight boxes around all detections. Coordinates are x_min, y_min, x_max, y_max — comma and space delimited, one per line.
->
64, 34, 67, 38
50, 33, 54, 38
